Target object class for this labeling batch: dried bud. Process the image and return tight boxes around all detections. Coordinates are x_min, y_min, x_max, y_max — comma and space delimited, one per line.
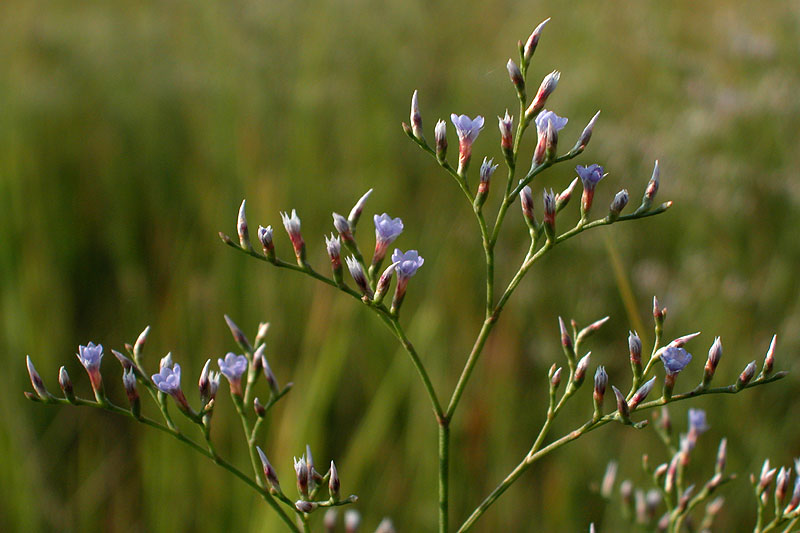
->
348, 189, 373, 230
556, 177, 579, 212
520, 185, 537, 230
224, 314, 253, 354
58, 366, 75, 402
410, 90, 424, 141
329, 460, 341, 501
523, 18, 550, 65
703, 336, 723, 386
785, 476, 800, 514
737, 360, 757, 389
629, 377, 656, 410
609, 189, 629, 219
434, 119, 448, 162
654, 463, 668, 482
573, 110, 600, 153
763, 334, 777, 376
507, 59, 525, 96
258, 225, 275, 261
237, 199, 252, 251
257, 446, 281, 492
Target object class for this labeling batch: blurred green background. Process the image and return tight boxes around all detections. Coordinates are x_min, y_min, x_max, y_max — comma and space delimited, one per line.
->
2, 0, 799, 531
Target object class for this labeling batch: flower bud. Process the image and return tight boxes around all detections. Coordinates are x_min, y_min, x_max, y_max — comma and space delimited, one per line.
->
776, 467, 791, 506
550, 366, 563, 390
636, 160, 660, 214
237, 199, 252, 251
26, 356, 49, 399
574, 352, 591, 385
612, 385, 630, 422
665, 453, 680, 493
572, 110, 600, 153
576, 316, 610, 345
224, 314, 253, 354
763, 334, 777, 376
434, 119, 448, 162
199, 359, 212, 404
281, 209, 305, 264
558, 316, 573, 351
325, 234, 344, 285
344, 510, 361, 533
507, 59, 525, 97
329, 460, 341, 501
653, 296, 667, 327
609, 189, 629, 219
258, 225, 276, 261
523, 18, 550, 66
59, 366, 75, 402
737, 360, 757, 389
543, 189, 556, 242
375, 518, 396, 533
759, 459, 778, 493
703, 337, 722, 386
498, 111, 513, 159
345, 256, 374, 299
474, 157, 498, 209
123, 367, 140, 417
519, 185, 537, 231
556, 177, 579, 212
373, 262, 398, 304
133, 325, 150, 363
410, 90, 424, 141
715, 438, 727, 474
629, 330, 643, 374
593, 366, 608, 414
525, 70, 560, 120
294, 455, 309, 498
257, 446, 281, 492
348, 189, 373, 230
601, 461, 617, 498
254, 397, 266, 418
296, 500, 317, 513
324, 509, 338, 533
629, 377, 656, 410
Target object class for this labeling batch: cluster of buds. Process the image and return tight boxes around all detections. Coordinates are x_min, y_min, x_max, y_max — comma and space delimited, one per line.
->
751, 457, 800, 523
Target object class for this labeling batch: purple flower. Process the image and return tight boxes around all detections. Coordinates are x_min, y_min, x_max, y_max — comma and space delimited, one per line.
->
661, 346, 693, 375
688, 408, 709, 435
576, 164, 605, 190
450, 114, 484, 143
533, 110, 568, 165
152, 363, 182, 395
373, 214, 404, 265
391, 249, 424, 280
535, 110, 568, 134
218, 352, 248, 395
77, 342, 104, 372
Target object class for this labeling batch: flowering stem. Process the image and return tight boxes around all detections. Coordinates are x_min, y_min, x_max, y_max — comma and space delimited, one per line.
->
455, 373, 786, 531
29, 394, 299, 532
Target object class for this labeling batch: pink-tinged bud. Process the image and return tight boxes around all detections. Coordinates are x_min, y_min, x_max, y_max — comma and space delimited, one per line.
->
256, 347, 280, 397
325, 234, 344, 285
519, 185, 537, 230
58, 366, 75, 402
543, 189, 556, 242
237, 199, 252, 251
199, 359, 212, 404
558, 316, 573, 351
410, 90, 424, 141
573, 110, 601, 153
525, 70, 560, 120
375, 518, 396, 533
600, 461, 617, 498
523, 18, 550, 65
256, 446, 281, 492
296, 500, 317, 513
574, 352, 591, 385
654, 463, 668, 481
134, 325, 150, 362
333, 212, 354, 243
474, 157, 498, 209
550, 366, 563, 390
26, 356, 49, 399
628, 330, 642, 369
653, 296, 667, 327
629, 377, 656, 410
776, 467, 791, 505
612, 385, 630, 421
759, 459, 778, 493
219, 231, 234, 245
281, 209, 305, 264
122, 367, 140, 417
669, 331, 701, 348
344, 510, 361, 533
112, 349, 135, 372
609, 189, 629, 219
224, 314, 253, 354
252, 397, 266, 418
576, 316, 610, 345
715, 438, 727, 474
763, 334, 777, 376
324, 509, 338, 532
678, 485, 694, 512
345, 256, 373, 299
373, 262, 398, 304
294, 455, 309, 498
556, 177, 579, 212
703, 337, 722, 386
634, 489, 647, 524
636, 161, 660, 214
507, 59, 525, 97
258, 225, 275, 261
255, 321, 270, 349
593, 366, 608, 410
347, 188, 373, 230
737, 360, 757, 389
498, 111, 513, 156
665, 453, 680, 493
786, 476, 800, 514
329, 460, 341, 501
434, 120, 448, 162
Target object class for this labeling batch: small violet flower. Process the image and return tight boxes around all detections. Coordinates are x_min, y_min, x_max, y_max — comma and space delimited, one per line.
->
372, 214, 404, 266
533, 110, 568, 166
576, 163, 606, 214
77, 342, 104, 392
390, 249, 424, 314
152, 363, 182, 395
688, 408, 709, 436
218, 352, 248, 396
661, 346, 693, 375
450, 114, 484, 174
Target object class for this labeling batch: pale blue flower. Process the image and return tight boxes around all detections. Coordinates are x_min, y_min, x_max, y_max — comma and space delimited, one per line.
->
391, 249, 424, 280
218, 353, 248, 383
450, 114, 484, 143
534, 110, 568, 134
688, 408, 709, 435
576, 164, 606, 190
374, 214, 404, 245
152, 363, 182, 395
661, 346, 692, 375
77, 342, 104, 371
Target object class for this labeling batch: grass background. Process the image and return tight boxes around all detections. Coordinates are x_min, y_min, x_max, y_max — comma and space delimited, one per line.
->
1, 0, 799, 531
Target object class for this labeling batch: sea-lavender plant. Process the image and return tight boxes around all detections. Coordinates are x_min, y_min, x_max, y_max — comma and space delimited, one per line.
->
24, 16, 791, 533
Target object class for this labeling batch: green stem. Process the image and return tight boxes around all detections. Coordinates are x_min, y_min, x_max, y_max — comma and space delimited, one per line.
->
439, 422, 450, 533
